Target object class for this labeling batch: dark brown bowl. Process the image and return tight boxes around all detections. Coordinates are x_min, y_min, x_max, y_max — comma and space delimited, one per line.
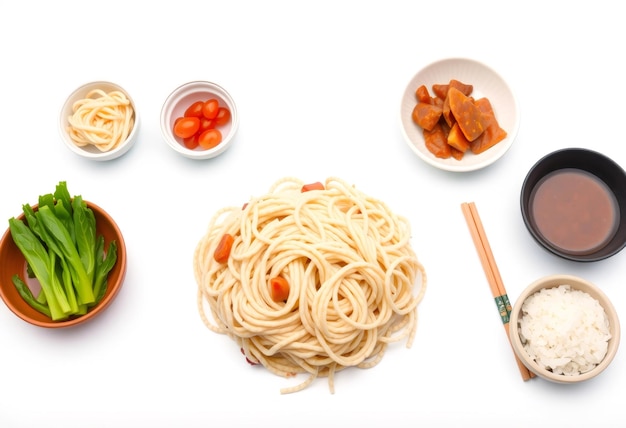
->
0, 201, 126, 328
520, 148, 626, 262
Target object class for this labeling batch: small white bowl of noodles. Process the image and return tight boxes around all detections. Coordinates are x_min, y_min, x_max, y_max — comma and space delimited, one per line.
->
59, 81, 139, 161
194, 177, 427, 394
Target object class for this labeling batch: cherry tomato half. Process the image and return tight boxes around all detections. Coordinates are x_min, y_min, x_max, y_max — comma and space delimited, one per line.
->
184, 101, 204, 118
173, 117, 200, 139
183, 134, 199, 150
198, 128, 222, 150
198, 117, 216, 134
215, 107, 231, 126
202, 99, 219, 120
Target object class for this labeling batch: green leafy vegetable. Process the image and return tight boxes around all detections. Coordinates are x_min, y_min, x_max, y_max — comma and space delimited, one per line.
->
8, 182, 118, 321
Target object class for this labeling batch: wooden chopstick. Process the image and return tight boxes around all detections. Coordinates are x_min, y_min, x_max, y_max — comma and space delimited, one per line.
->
461, 202, 535, 381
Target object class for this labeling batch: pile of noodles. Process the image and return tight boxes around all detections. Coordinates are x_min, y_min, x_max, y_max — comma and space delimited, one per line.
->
194, 177, 426, 393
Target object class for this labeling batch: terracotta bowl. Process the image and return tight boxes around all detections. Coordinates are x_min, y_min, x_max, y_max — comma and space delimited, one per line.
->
0, 201, 127, 328
509, 274, 620, 383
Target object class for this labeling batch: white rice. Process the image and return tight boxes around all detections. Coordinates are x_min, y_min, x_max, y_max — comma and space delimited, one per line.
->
518, 284, 611, 376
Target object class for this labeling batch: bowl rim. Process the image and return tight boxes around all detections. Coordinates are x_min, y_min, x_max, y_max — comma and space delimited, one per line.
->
0, 200, 127, 328
58, 80, 139, 161
520, 147, 626, 262
509, 274, 621, 383
160, 80, 239, 160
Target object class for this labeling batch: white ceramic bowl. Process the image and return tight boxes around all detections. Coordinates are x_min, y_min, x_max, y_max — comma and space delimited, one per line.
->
160, 81, 239, 160
400, 58, 519, 172
59, 81, 139, 161
509, 274, 620, 383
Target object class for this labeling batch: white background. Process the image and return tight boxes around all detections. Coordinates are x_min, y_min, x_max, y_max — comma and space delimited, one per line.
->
1, 1, 625, 427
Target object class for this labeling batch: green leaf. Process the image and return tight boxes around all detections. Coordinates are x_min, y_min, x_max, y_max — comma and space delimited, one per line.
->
93, 238, 117, 305
12, 275, 51, 318
36, 206, 95, 305
8, 217, 66, 320
54, 181, 73, 217
38, 193, 55, 212
55, 255, 78, 315
54, 199, 75, 244
73, 196, 96, 287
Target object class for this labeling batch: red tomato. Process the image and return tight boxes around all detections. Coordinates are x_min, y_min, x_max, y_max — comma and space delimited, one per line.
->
202, 99, 219, 120
198, 117, 216, 134
215, 107, 231, 126
184, 101, 204, 118
198, 128, 222, 150
183, 134, 199, 150
173, 117, 200, 139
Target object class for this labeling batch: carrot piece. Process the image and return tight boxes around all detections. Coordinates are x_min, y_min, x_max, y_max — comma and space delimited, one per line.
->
301, 182, 325, 192
448, 87, 486, 142
270, 276, 290, 302
412, 102, 443, 131
214, 233, 234, 263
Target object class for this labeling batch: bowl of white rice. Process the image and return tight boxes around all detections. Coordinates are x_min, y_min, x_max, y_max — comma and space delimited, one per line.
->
509, 274, 620, 383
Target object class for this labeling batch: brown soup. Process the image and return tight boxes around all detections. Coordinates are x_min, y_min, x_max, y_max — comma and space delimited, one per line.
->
530, 168, 618, 255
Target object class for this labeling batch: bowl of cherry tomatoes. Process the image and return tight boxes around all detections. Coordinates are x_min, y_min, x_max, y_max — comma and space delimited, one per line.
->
160, 81, 239, 160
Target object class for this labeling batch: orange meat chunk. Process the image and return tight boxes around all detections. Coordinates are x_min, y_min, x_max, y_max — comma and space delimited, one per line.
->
450, 145, 464, 160
447, 87, 486, 142
415, 85, 433, 104
432, 79, 473, 100
442, 95, 455, 128
447, 122, 470, 152
412, 102, 443, 131
423, 122, 451, 159
448, 79, 473, 96
432, 83, 449, 100
470, 98, 508, 154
